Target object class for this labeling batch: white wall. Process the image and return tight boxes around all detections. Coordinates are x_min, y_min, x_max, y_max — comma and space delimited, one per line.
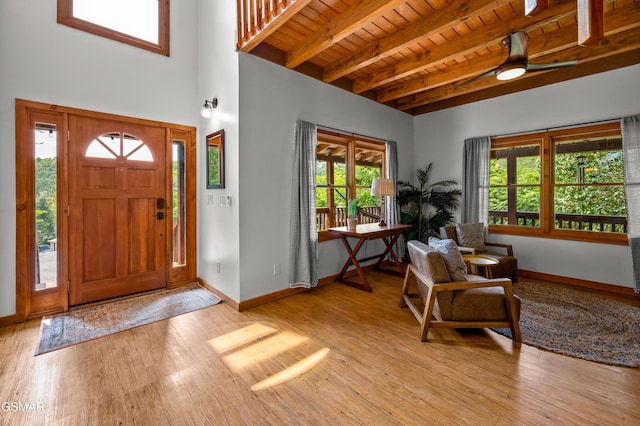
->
413, 64, 640, 288
237, 53, 414, 301
0, 0, 199, 317
197, 0, 241, 301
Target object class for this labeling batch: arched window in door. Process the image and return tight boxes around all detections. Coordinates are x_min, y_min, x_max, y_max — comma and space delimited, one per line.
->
86, 133, 153, 162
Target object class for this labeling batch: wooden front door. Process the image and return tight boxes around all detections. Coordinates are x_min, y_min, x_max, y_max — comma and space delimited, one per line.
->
68, 116, 168, 306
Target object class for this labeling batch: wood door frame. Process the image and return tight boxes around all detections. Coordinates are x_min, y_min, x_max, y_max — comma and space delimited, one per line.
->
15, 99, 197, 321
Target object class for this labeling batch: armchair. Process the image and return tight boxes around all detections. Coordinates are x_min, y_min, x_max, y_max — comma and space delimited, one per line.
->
440, 224, 518, 282
400, 240, 521, 342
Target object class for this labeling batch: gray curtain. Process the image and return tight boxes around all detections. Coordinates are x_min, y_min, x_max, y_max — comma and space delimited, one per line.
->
622, 115, 640, 293
386, 141, 399, 225
386, 140, 402, 257
462, 137, 490, 224
289, 121, 318, 288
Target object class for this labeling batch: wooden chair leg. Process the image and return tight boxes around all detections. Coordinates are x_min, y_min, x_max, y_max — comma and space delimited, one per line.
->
419, 286, 437, 342
399, 267, 412, 308
505, 289, 521, 342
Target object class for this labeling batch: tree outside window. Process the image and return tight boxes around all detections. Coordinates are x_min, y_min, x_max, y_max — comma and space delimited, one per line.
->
489, 122, 626, 244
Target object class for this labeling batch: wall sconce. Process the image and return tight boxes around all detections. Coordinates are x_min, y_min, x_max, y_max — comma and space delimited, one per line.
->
371, 178, 396, 227
200, 98, 218, 118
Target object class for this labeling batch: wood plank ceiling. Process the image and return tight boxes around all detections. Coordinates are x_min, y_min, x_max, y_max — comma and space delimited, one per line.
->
237, 0, 640, 115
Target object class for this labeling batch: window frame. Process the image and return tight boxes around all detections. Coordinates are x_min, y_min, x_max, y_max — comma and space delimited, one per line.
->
316, 130, 386, 241
489, 122, 627, 245
57, 0, 170, 56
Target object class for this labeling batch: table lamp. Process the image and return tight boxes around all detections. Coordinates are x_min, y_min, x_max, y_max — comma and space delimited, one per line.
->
371, 178, 395, 226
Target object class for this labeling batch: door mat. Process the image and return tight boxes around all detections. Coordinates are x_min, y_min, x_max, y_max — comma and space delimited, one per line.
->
35, 283, 222, 355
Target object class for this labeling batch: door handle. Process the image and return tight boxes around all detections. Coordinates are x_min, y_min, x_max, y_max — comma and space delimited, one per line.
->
157, 212, 165, 220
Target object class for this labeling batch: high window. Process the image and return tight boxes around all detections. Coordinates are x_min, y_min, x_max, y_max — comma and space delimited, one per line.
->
57, 0, 170, 56
315, 130, 386, 235
489, 122, 626, 244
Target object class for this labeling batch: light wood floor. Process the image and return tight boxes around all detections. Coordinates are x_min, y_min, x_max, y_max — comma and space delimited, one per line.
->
1, 273, 638, 425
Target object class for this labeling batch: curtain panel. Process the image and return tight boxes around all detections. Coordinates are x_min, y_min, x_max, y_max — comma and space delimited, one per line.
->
386, 141, 399, 226
462, 137, 490, 224
622, 115, 640, 293
289, 121, 318, 288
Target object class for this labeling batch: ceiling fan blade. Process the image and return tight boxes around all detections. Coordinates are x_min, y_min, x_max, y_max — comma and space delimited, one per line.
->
506, 32, 528, 62
454, 69, 496, 88
526, 60, 578, 72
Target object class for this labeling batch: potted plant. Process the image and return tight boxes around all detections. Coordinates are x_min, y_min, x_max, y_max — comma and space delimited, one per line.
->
347, 199, 358, 230
397, 163, 461, 243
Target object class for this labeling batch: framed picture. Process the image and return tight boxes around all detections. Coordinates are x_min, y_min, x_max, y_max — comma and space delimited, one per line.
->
206, 129, 225, 189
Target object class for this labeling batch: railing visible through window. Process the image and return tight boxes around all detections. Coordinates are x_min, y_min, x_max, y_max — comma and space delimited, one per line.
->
489, 122, 627, 244
315, 130, 386, 232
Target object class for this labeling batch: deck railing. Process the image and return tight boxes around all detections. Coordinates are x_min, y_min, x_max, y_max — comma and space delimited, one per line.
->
317, 206, 381, 231
237, 0, 308, 51
488, 211, 627, 233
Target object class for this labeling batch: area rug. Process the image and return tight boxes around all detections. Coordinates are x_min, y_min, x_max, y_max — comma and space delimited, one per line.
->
35, 284, 222, 355
492, 282, 640, 368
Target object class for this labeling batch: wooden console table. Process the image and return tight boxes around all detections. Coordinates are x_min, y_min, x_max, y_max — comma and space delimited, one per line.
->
328, 223, 411, 292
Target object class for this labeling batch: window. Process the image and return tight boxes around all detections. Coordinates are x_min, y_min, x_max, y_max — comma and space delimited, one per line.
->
489, 122, 626, 244
58, 0, 170, 56
315, 130, 386, 235
86, 133, 153, 161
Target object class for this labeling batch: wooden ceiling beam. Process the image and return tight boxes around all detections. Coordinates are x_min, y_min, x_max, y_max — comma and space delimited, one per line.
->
379, 2, 639, 103
578, 0, 605, 46
377, 55, 503, 103
352, 0, 579, 94
396, 26, 640, 110
284, 0, 407, 69
322, 0, 515, 83
411, 47, 640, 115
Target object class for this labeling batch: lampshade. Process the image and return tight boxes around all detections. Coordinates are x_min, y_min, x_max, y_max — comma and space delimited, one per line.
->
496, 62, 527, 81
200, 104, 213, 118
371, 178, 395, 197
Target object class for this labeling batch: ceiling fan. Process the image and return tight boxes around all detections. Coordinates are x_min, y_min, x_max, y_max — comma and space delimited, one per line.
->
460, 32, 578, 85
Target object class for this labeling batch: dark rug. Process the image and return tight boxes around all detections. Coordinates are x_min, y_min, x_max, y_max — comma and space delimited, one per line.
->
35, 284, 222, 355
492, 282, 640, 368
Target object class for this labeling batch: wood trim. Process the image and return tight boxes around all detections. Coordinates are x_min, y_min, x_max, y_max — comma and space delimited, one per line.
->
518, 269, 639, 297
198, 262, 388, 312
15, 102, 30, 323
57, 0, 170, 56
15, 99, 194, 131
0, 314, 17, 328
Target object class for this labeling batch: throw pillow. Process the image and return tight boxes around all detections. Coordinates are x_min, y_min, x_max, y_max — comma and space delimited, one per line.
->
428, 237, 467, 282
455, 222, 487, 252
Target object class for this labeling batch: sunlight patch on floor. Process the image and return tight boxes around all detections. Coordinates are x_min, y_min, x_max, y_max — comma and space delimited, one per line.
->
207, 322, 331, 390
251, 348, 331, 391
208, 323, 278, 353
223, 331, 308, 370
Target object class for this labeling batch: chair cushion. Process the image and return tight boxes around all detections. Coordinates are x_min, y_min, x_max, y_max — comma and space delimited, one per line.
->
428, 237, 467, 282
450, 288, 521, 321
455, 222, 487, 251
407, 240, 450, 283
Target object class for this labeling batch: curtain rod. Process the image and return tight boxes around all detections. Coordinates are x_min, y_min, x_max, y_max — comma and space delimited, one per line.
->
491, 116, 623, 139
316, 123, 387, 143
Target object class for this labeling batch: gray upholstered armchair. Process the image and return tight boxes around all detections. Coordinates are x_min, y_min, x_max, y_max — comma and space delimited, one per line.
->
400, 240, 521, 342
440, 224, 518, 282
